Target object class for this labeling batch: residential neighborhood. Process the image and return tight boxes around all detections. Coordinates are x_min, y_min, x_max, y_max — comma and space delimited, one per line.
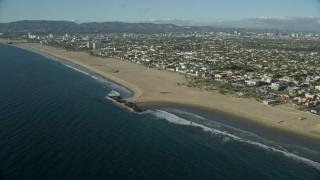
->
15, 30, 320, 115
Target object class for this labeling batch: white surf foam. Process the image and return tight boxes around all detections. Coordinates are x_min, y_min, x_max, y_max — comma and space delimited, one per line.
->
148, 109, 320, 171
162, 108, 271, 142
91, 75, 99, 80
162, 108, 320, 156
64, 64, 90, 76
105, 97, 137, 113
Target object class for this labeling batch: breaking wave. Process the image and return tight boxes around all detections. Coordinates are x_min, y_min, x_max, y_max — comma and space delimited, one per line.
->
147, 109, 320, 171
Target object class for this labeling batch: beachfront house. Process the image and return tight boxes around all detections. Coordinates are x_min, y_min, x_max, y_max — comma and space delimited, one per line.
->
245, 80, 259, 86
215, 73, 226, 81
271, 82, 288, 91
305, 93, 316, 100
263, 99, 279, 105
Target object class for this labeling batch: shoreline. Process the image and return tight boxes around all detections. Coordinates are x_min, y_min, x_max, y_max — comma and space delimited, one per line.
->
141, 101, 320, 163
16, 43, 320, 141
140, 101, 320, 152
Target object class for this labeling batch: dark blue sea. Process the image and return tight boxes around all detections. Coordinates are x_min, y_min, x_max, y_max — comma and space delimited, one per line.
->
0, 44, 319, 180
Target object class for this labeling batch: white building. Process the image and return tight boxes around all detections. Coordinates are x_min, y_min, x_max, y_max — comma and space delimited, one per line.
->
28, 32, 37, 39
93, 42, 103, 49
305, 93, 316, 100
87, 42, 93, 49
245, 80, 259, 86
87, 42, 103, 49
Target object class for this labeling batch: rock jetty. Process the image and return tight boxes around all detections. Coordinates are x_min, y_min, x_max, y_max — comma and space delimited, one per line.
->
108, 93, 143, 113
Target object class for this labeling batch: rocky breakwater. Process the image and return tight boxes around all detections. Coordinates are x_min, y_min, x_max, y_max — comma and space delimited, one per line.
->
108, 91, 143, 113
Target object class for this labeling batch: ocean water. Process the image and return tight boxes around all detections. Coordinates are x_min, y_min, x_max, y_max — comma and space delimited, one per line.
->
0, 44, 319, 180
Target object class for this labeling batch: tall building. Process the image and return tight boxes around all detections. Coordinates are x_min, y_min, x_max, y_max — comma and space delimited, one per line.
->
93, 42, 103, 49
87, 42, 103, 49
87, 42, 93, 49
28, 32, 37, 39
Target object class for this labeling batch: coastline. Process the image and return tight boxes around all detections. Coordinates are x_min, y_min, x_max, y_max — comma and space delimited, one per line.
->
17, 42, 320, 141
0, 38, 27, 44
141, 101, 320, 154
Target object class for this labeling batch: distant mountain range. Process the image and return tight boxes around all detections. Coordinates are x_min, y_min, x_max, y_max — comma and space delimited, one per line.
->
1, 17, 320, 35
147, 17, 320, 32
0, 20, 184, 34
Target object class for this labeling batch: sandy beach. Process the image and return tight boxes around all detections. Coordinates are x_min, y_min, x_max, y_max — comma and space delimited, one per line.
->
0, 38, 27, 44
21, 43, 320, 140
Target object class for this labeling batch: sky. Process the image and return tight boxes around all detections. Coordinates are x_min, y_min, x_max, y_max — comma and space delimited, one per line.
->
0, 0, 319, 23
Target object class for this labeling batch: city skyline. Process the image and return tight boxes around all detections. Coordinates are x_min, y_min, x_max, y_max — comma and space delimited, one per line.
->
0, 0, 320, 23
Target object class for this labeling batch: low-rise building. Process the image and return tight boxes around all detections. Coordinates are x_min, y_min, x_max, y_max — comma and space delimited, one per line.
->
263, 99, 279, 105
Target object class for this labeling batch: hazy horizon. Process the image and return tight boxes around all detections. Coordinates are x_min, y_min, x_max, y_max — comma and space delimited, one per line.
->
0, 0, 319, 23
